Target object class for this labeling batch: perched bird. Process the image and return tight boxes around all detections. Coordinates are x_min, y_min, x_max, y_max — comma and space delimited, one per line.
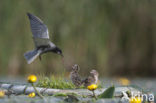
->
70, 64, 82, 87
82, 69, 99, 87
24, 13, 63, 64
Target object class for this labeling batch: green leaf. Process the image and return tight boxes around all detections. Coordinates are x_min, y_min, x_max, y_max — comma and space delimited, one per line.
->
98, 86, 115, 98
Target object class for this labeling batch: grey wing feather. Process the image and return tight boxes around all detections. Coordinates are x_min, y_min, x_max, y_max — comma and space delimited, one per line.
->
27, 13, 49, 39
33, 37, 50, 47
33, 37, 56, 48
24, 50, 41, 64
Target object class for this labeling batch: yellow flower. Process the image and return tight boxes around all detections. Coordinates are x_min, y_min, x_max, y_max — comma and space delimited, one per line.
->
119, 77, 130, 86
27, 75, 37, 83
87, 84, 98, 91
28, 92, 36, 98
0, 90, 5, 98
129, 97, 142, 103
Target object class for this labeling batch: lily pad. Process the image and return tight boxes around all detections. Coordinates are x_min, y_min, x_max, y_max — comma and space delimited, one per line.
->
98, 86, 115, 98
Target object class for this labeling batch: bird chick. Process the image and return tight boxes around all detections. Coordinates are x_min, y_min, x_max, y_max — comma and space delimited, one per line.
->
70, 64, 82, 87
82, 69, 99, 87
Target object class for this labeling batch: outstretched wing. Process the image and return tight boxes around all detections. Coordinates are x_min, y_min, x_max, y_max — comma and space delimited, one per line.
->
27, 13, 49, 39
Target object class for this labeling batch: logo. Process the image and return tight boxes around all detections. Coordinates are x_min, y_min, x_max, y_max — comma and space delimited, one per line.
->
121, 91, 154, 102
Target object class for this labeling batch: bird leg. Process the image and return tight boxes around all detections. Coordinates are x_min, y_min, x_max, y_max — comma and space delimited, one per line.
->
39, 55, 42, 61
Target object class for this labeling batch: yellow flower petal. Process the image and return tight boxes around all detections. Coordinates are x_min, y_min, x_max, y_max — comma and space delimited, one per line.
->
119, 77, 130, 86
28, 92, 36, 98
129, 97, 142, 103
0, 91, 5, 98
87, 84, 98, 91
27, 75, 37, 83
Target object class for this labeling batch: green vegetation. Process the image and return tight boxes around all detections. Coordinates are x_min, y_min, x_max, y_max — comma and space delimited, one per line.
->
37, 75, 76, 89
36, 75, 102, 89
37, 76, 115, 100
53, 92, 79, 97
53, 93, 67, 97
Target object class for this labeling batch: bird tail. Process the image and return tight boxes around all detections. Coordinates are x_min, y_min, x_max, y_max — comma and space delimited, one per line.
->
24, 50, 41, 64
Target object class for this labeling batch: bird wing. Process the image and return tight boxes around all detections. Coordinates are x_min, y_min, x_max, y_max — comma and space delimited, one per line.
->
33, 37, 56, 48
27, 13, 49, 39
33, 37, 50, 48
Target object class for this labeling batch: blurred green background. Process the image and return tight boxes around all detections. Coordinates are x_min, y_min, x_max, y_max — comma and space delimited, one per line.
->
0, 0, 155, 77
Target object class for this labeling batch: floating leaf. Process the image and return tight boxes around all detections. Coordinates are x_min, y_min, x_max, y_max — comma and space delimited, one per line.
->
98, 86, 115, 98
